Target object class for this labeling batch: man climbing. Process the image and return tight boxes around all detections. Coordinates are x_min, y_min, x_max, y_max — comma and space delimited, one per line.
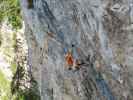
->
64, 44, 82, 70
65, 48, 74, 70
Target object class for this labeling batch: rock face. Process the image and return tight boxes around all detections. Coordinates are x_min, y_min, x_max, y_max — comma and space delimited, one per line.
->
20, 0, 133, 100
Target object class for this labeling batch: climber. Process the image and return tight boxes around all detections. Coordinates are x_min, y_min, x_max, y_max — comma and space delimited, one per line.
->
64, 43, 83, 70
65, 48, 74, 70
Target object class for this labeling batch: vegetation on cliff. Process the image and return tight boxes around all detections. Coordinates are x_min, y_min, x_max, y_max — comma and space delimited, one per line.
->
0, 0, 22, 29
0, 0, 40, 100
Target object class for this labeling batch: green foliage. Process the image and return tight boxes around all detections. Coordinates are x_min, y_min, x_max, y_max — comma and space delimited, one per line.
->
0, 70, 10, 90
12, 32, 17, 52
15, 77, 41, 100
11, 63, 40, 100
0, 70, 11, 100
0, 33, 2, 46
11, 62, 17, 74
11, 64, 25, 95
0, 0, 22, 29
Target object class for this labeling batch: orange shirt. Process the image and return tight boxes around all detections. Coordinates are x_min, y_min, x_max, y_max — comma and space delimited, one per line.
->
65, 52, 74, 66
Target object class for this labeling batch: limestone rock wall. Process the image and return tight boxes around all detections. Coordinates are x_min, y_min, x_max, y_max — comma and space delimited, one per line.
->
20, 0, 133, 100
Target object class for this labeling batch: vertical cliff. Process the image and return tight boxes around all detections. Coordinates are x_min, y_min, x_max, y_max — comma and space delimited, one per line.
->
20, 0, 133, 100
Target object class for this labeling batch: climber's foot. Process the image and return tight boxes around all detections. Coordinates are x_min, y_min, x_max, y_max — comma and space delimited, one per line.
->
75, 66, 80, 70
68, 67, 72, 70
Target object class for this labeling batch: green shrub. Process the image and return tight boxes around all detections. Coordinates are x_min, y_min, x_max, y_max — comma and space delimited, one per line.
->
11, 64, 41, 100
0, 70, 11, 100
0, 0, 22, 29
0, 33, 2, 46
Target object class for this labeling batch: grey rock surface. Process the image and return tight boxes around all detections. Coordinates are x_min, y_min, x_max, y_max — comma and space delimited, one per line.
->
20, 0, 133, 100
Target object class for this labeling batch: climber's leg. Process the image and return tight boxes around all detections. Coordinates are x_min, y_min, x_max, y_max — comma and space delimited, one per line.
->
68, 65, 72, 70
72, 59, 80, 70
